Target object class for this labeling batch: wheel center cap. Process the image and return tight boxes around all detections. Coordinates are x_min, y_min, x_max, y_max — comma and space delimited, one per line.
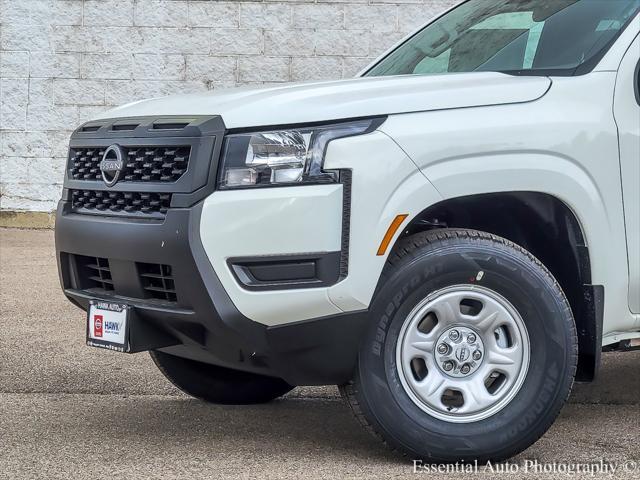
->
455, 345, 470, 362
435, 326, 485, 378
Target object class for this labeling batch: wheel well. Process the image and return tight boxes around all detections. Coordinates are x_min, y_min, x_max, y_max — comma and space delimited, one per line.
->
397, 192, 601, 382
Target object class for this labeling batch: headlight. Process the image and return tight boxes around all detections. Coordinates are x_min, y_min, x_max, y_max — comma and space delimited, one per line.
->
218, 119, 378, 189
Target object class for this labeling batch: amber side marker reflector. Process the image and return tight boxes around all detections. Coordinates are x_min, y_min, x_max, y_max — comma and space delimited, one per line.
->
377, 214, 409, 256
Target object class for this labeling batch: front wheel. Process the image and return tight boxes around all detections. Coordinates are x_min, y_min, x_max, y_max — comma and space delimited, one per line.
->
340, 229, 577, 462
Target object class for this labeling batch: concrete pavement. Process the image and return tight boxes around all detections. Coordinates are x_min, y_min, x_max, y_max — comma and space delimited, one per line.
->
1, 228, 638, 479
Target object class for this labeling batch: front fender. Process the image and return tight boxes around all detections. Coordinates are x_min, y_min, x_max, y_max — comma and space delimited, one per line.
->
378, 83, 632, 335
324, 131, 442, 312
423, 151, 607, 238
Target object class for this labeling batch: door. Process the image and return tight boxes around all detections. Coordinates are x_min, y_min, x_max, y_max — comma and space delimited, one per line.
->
613, 34, 640, 313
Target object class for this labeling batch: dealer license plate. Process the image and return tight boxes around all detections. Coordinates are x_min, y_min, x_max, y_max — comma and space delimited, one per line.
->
86, 301, 130, 352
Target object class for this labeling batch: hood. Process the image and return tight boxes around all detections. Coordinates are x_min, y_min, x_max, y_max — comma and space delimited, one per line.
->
92, 73, 551, 129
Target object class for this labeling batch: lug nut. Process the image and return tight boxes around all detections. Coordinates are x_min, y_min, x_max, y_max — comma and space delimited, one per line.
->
460, 364, 471, 375
449, 330, 460, 341
443, 361, 454, 372
472, 350, 482, 361
467, 333, 477, 344
437, 344, 449, 355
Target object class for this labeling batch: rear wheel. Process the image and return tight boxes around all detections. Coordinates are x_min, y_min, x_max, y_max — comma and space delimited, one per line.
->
340, 229, 577, 462
151, 351, 293, 404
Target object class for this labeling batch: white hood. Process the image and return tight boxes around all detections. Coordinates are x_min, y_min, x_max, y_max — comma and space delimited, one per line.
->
92, 73, 551, 128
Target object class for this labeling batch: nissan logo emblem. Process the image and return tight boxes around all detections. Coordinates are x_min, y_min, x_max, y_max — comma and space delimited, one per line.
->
100, 145, 124, 187
456, 346, 470, 363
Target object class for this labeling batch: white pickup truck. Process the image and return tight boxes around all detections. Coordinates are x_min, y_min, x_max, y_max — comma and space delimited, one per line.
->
56, 0, 640, 463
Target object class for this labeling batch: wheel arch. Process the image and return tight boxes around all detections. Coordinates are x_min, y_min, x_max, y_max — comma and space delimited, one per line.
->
390, 191, 602, 382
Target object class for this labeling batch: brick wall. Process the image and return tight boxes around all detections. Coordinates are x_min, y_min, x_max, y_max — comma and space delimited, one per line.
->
0, 0, 457, 212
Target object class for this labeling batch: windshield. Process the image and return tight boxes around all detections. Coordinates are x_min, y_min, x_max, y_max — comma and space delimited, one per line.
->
365, 0, 640, 77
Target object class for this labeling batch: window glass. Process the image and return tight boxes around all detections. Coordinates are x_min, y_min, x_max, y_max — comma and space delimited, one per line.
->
366, 0, 640, 77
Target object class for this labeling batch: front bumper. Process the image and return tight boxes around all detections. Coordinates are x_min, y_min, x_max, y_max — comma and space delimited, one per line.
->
55, 199, 367, 385
55, 115, 440, 385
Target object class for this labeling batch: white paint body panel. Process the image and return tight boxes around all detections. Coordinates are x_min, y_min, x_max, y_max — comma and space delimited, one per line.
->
91, 73, 550, 128
378, 72, 636, 337
323, 133, 441, 313
200, 185, 344, 324
613, 33, 640, 315
200, 132, 441, 325
100, 17, 640, 341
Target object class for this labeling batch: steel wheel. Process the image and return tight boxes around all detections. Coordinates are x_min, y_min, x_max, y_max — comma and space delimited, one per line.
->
342, 229, 577, 462
396, 285, 530, 423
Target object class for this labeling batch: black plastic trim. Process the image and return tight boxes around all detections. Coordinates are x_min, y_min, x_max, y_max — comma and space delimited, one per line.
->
73, 116, 224, 139
338, 170, 352, 280
66, 116, 227, 211
265, 309, 369, 385
56, 115, 371, 385
55, 199, 369, 385
576, 284, 604, 383
57, 202, 268, 369
228, 252, 341, 291
224, 116, 386, 136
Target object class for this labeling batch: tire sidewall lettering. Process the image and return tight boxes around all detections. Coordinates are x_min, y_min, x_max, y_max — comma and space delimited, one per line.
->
358, 239, 576, 459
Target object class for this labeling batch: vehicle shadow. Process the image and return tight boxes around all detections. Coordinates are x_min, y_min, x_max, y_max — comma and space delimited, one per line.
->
88, 351, 638, 466
98, 395, 403, 466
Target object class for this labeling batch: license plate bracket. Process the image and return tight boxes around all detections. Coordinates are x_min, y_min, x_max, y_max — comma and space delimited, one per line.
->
86, 301, 131, 353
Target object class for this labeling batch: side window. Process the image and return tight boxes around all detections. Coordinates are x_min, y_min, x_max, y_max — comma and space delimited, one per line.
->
413, 12, 544, 75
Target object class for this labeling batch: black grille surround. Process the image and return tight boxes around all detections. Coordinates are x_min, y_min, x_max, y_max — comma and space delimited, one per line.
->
63, 115, 226, 220
70, 146, 192, 183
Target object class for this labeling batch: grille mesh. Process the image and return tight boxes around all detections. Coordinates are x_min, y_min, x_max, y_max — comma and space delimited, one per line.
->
71, 189, 171, 216
71, 256, 178, 303
70, 146, 191, 182
138, 263, 177, 302
76, 256, 114, 291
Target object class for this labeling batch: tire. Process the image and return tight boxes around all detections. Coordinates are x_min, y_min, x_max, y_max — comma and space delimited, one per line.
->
150, 351, 293, 404
340, 229, 577, 463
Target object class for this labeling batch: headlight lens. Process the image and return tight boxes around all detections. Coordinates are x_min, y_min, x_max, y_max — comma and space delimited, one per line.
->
218, 119, 376, 189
